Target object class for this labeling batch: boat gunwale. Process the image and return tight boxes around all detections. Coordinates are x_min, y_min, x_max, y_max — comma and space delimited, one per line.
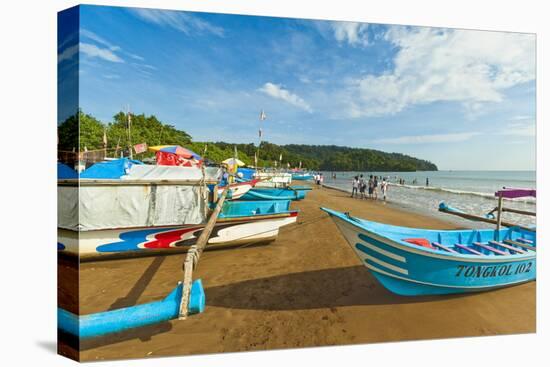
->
322, 207, 536, 264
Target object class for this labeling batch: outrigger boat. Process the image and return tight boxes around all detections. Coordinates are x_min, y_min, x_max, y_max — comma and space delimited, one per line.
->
217, 178, 260, 200
291, 172, 314, 181
322, 189, 536, 296
254, 171, 293, 188
58, 160, 297, 261
58, 160, 298, 338
240, 186, 312, 201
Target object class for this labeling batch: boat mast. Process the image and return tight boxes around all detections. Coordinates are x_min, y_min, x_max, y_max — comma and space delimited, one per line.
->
127, 104, 133, 160
257, 109, 266, 170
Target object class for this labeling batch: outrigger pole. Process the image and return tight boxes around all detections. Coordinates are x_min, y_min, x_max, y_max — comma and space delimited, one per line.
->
179, 187, 229, 319
439, 188, 536, 233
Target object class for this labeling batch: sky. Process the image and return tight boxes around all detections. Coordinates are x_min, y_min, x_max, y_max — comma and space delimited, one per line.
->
58, 5, 536, 170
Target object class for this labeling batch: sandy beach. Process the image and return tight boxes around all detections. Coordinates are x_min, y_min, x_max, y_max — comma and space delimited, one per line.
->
58, 184, 535, 361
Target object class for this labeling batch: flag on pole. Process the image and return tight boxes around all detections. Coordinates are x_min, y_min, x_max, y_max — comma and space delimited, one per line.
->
258, 128, 262, 139
103, 128, 108, 148
299, 161, 302, 169
254, 151, 258, 167
279, 153, 282, 162
259, 109, 266, 121
234, 145, 238, 159
133, 142, 148, 154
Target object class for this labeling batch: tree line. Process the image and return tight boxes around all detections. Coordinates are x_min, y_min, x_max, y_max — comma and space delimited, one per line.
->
58, 110, 438, 172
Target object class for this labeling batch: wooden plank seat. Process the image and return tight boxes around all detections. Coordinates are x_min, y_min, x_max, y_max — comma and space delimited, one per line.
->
455, 243, 483, 255
504, 239, 536, 252
432, 242, 459, 254
517, 238, 534, 244
473, 242, 507, 255
488, 240, 526, 254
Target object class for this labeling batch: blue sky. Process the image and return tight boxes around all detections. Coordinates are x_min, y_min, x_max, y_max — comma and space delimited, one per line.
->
59, 5, 536, 170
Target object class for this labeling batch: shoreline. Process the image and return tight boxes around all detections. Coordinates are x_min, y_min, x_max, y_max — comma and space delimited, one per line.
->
61, 183, 535, 361
320, 183, 467, 228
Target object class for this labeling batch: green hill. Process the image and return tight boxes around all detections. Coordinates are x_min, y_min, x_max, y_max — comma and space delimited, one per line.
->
58, 111, 438, 172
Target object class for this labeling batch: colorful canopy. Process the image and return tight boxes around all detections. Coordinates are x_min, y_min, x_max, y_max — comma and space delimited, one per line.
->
149, 145, 202, 160
222, 158, 245, 166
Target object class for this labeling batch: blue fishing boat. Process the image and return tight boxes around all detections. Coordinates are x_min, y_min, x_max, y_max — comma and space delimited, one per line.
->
322, 207, 536, 296
291, 173, 314, 181
58, 279, 205, 339
239, 187, 311, 201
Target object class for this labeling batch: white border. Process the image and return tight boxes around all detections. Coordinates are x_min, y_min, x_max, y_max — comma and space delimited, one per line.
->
0, 1, 546, 367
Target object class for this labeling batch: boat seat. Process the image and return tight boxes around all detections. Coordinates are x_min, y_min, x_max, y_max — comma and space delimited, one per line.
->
454, 244, 483, 255
473, 242, 507, 255
504, 239, 536, 252
488, 240, 526, 254
432, 242, 459, 254
517, 238, 534, 244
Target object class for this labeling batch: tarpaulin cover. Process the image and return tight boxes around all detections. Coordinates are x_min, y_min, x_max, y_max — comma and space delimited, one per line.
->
58, 183, 208, 231
58, 164, 221, 231
237, 167, 256, 180
58, 162, 78, 179
80, 158, 142, 179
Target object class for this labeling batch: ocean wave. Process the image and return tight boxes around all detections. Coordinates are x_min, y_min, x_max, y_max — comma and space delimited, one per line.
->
387, 183, 536, 204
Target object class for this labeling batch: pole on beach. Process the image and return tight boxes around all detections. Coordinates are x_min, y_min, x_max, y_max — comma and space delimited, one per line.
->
178, 187, 229, 319
496, 193, 504, 232
439, 205, 533, 233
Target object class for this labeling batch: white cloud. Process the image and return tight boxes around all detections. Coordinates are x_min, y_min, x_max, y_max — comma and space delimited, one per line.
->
331, 21, 369, 46
346, 27, 535, 117
58, 44, 78, 63
129, 53, 145, 61
130, 8, 224, 37
80, 29, 120, 51
80, 43, 124, 63
498, 119, 536, 137
374, 132, 480, 144
259, 82, 313, 113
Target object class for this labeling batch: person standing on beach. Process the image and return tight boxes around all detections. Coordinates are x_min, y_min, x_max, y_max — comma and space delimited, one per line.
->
351, 176, 359, 198
381, 178, 388, 201
359, 174, 366, 199
319, 173, 324, 188
373, 176, 379, 200
368, 175, 374, 199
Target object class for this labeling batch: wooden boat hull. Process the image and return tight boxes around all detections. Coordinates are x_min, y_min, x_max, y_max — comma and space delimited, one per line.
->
323, 208, 536, 296
58, 212, 297, 261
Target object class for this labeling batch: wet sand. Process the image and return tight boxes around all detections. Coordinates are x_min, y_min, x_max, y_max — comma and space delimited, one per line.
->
59, 185, 535, 361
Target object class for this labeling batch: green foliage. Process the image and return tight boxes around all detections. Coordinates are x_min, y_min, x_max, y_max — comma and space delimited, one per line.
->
57, 110, 438, 171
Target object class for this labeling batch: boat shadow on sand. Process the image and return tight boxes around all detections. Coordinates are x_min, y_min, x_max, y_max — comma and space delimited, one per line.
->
205, 265, 470, 311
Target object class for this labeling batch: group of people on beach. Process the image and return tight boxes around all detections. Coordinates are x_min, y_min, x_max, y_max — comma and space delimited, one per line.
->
351, 174, 388, 201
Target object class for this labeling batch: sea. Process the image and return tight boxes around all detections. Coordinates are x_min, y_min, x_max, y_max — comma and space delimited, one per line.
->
320, 170, 536, 228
